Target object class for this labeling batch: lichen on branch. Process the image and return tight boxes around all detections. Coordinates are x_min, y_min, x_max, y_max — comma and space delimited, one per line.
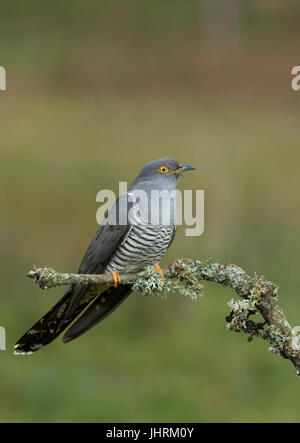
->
27, 259, 300, 377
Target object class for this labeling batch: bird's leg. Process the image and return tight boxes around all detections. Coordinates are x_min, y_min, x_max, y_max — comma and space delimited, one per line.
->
154, 264, 164, 280
112, 271, 121, 287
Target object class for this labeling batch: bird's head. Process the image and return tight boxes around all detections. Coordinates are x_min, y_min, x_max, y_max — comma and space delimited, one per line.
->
131, 158, 195, 191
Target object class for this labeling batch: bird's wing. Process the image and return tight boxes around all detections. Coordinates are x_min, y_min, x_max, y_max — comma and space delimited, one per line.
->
168, 225, 177, 249
14, 194, 133, 354
62, 222, 177, 344
78, 217, 130, 274
63, 194, 133, 319
62, 223, 178, 343
62, 284, 132, 343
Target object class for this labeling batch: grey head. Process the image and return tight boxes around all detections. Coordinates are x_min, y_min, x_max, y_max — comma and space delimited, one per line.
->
128, 158, 195, 225
130, 158, 195, 192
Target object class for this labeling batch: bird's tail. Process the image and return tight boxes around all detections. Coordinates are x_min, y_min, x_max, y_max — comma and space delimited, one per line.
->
62, 284, 131, 343
14, 284, 132, 355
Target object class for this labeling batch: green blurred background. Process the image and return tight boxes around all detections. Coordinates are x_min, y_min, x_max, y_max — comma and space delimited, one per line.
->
1, 0, 300, 422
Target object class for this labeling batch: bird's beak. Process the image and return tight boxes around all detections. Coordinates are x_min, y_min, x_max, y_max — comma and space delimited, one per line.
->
172, 165, 196, 174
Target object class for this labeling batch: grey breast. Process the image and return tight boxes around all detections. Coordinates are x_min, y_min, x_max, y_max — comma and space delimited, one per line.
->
105, 193, 176, 274
105, 224, 176, 274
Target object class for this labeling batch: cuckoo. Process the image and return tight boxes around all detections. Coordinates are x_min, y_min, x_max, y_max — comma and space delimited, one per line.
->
15, 158, 195, 354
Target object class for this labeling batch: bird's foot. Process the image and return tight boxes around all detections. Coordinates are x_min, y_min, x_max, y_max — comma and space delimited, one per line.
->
154, 264, 165, 283
112, 271, 121, 287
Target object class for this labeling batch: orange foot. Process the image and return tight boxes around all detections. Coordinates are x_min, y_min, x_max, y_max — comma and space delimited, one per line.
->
112, 271, 121, 288
154, 264, 164, 279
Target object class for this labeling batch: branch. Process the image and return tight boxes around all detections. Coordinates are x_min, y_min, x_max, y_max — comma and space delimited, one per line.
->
27, 259, 300, 377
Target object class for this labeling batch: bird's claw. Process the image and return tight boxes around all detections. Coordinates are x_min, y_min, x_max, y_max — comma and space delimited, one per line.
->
154, 264, 165, 283
112, 271, 121, 287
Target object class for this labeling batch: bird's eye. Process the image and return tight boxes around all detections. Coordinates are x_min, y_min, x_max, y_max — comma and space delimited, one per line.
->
158, 165, 169, 174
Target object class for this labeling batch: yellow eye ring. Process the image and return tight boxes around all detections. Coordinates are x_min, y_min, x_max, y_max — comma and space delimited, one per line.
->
158, 165, 169, 174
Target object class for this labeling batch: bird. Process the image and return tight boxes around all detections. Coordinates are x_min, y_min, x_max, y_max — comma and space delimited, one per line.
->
15, 158, 195, 354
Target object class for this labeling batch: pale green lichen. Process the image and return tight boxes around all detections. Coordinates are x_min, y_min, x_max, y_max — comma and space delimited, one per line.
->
30, 266, 61, 289
132, 265, 203, 300
226, 298, 257, 333
132, 266, 167, 297
266, 325, 290, 355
